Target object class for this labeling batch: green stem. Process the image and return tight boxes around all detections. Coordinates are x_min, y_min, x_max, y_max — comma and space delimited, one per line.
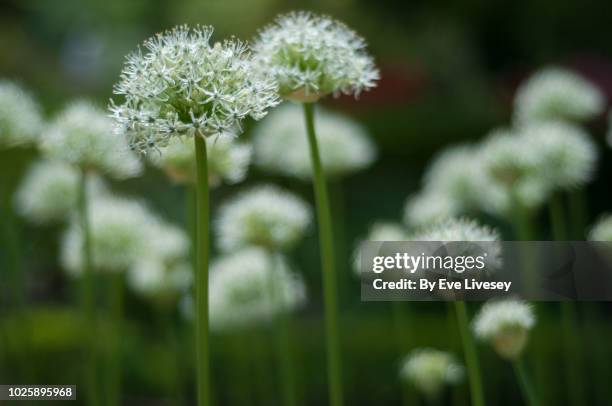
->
560, 301, 585, 406
106, 273, 124, 406
1, 183, 24, 308
302, 102, 343, 406
512, 357, 540, 406
548, 193, 566, 241
78, 169, 98, 406
453, 301, 485, 406
157, 302, 183, 406
568, 189, 588, 239
391, 302, 413, 406
194, 134, 211, 406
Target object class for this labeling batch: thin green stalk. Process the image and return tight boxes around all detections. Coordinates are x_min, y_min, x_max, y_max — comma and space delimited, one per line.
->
568, 189, 588, 239
194, 134, 211, 406
302, 102, 343, 406
106, 273, 124, 406
511, 196, 537, 296
78, 169, 98, 406
391, 302, 413, 406
548, 194, 566, 241
560, 301, 585, 406
1, 185, 24, 308
512, 357, 540, 406
157, 302, 183, 406
453, 301, 485, 406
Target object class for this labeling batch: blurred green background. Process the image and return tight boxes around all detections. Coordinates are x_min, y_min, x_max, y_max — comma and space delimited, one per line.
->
1, 0, 612, 405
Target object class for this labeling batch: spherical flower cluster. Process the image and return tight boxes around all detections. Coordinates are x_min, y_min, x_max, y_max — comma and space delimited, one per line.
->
353, 222, 407, 274
403, 191, 459, 227
514, 67, 605, 125
0, 81, 43, 148
61, 196, 155, 274
473, 299, 535, 359
14, 160, 106, 224
399, 348, 464, 399
42, 101, 142, 179
216, 185, 311, 251
252, 12, 379, 101
253, 103, 376, 179
522, 121, 597, 190
208, 248, 307, 332
110, 25, 279, 154
148, 132, 252, 185
588, 214, 612, 241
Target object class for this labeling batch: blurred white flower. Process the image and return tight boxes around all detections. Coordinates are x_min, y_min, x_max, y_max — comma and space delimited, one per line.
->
253, 103, 376, 179
216, 185, 311, 251
588, 214, 612, 241
61, 196, 155, 274
148, 132, 251, 186
353, 222, 406, 274
110, 25, 279, 154
521, 121, 597, 190
128, 259, 192, 300
208, 248, 307, 332
14, 160, 106, 224
42, 101, 142, 179
399, 348, 464, 399
0, 81, 43, 148
253, 11, 379, 101
403, 191, 459, 227
473, 299, 535, 359
514, 67, 604, 125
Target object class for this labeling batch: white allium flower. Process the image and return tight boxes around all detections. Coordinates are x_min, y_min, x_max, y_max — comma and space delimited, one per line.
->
607, 110, 612, 148
353, 222, 406, 274
521, 121, 597, 190
588, 214, 612, 241
148, 131, 252, 186
110, 25, 279, 154
209, 248, 307, 332
253, 103, 376, 179
399, 348, 464, 399
61, 196, 155, 274
216, 185, 311, 251
128, 259, 192, 299
473, 299, 535, 359
403, 191, 459, 227
253, 11, 379, 101
477, 129, 549, 214
42, 101, 142, 179
14, 160, 106, 224
514, 67, 605, 125
0, 80, 43, 148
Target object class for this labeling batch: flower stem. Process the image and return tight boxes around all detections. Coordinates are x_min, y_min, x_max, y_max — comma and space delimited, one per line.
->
548, 193, 567, 241
1, 183, 24, 308
106, 273, 124, 406
78, 169, 98, 406
560, 301, 586, 406
568, 189, 588, 239
302, 102, 343, 406
512, 357, 540, 406
453, 301, 485, 406
391, 302, 413, 406
194, 134, 211, 406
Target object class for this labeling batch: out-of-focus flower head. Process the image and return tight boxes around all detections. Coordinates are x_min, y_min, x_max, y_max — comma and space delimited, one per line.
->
399, 348, 464, 399
253, 103, 376, 179
607, 110, 612, 148
208, 248, 306, 332
353, 221, 406, 274
473, 299, 535, 359
147, 131, 252, 186
61, 196, 155, 274
403, 191, 459, 227
42, 101, 142, 179
110, 25, 279, 154
216, 185, 311, 251
0, 80, 43, 148
14, 160, 106, 224
521, 121, 597, 190
514, 67, 605, 125
588, 214, 612, 241
252, 11, 379, 102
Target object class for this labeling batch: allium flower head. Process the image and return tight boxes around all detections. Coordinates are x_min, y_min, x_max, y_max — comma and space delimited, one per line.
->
0, 80, 43, 148
216, 185, 311, 251
403, 191, 459, 227
253, 103, 376, 179
399, 348, 464, 399
148, 132, 252, 185
473, 299, 535, 359
110, 25, 279, 154
353, 222, 406, 274
514, 67, 605, 125
588, 214, 612, 241
253, 12, 379, 101
61, 196, 155, 273
521, 121, 597, 190
42, 101, 142, 179
14, 160, 106, 224
209, 248, 306, 332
